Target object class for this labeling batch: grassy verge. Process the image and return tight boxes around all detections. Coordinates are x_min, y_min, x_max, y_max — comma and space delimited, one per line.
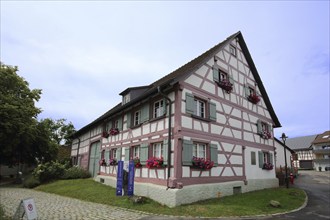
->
35, 179, 306, 217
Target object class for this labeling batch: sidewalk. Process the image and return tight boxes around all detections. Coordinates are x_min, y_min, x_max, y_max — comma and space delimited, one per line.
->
0, 187, 149, 220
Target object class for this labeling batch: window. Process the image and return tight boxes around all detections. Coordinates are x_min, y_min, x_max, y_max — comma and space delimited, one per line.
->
194, 98, 205, 118
219, 70, 228, 81
132, 146, 140, 158
111, 148, 118, 159
251, 151, 256, 165
248, 87, 255, 96
152, 142, 164, 158
154, 100, 165, 118
134, 110, 141, 126
258, 151, 273, 169
182, 140, 218, 166
193, 143, 206, 159
257, 120, 272, 139
185, 93, 216, 121
229, 45, 236, 56
114, 120, 119, 129
123, 94, 130, 104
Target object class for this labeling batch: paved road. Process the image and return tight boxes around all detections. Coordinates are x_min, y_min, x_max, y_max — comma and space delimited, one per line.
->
1, 170, 329, 219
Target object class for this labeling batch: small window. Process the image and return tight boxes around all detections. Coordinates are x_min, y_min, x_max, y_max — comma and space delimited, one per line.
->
194, 98, 205, 118
134, 110, 141, 126
152, 142, 164, 158
111, 148, 118, 159
132, 145, 140, 158
193, 143, 206, 159
123, 94, 130, 104
229, 45, 236, 56
154, 100, 165, 118
219, 70, 228, 81
248, 87, 255, 96
251, 151, 256, 165
258, 151, 274, 170
114, 120, 119, 129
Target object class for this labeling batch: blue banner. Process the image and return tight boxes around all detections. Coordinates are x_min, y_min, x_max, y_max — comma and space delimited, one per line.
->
127, 160, 135, 196
116, 161, 124, 196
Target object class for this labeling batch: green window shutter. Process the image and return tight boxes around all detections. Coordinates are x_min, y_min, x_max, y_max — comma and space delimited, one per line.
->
229, 75, 234, 84
209, 102, 217, 121
141, 103, 150, 123
182, 140, 193, 166
213, 67, 219, 82
163, 98, 168, 116
118, 117, 123, 131
140, 143, 149, 165
185, 93, 195, 115
163, 139, 168, 165
258, 151, 264, 168
257, 120, 262, 134
244, 84, 250, 97
126, 113, 131, 128
125, 148, 130, 161
105, 150, 110, 160
210, 144, 218, 166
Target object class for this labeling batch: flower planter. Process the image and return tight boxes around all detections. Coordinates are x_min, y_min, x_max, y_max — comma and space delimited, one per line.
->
191, 156, 214, 170
146, 157, 164, 169
247, 94, 260, 104
263, 162, 274, 170
109, 128, 119, 136
260, 130, 272, 139
102, 131, 109, 138
217, 80, 233, 94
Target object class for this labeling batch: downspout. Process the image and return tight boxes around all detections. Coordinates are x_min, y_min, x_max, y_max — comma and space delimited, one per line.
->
76, 138, 81, 166
157, 86, 172, 189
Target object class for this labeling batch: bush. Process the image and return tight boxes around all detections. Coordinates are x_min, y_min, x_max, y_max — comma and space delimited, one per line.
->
33, 161, 66, 183
23, 175, 40, 188
62, 166, 91, 179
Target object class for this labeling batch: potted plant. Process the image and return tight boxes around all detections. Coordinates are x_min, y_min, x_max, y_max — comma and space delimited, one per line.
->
217, 80, 233, 93
146, 157, 164, 168
260, 130, 272, 139
109, 128, 119, 135
262, 162, 274, 170
109, 158, 118, 166
102, 131, 109, 138
248, 93, 260, 104
191, 156, 214, 170
99, 158, 107, 166
133, 157, 142, 168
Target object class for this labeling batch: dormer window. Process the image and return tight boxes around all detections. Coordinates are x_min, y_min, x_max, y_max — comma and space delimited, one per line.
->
123, 94, 130, 104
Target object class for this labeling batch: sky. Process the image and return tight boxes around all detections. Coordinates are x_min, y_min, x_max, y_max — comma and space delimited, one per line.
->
1, 1, 329, 139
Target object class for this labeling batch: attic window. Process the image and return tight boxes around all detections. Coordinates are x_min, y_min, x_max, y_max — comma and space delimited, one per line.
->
123, 94, 130, 104
229, 45, 236, 56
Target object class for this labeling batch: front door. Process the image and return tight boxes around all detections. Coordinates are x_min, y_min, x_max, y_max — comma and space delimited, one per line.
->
89, 141, 101, 177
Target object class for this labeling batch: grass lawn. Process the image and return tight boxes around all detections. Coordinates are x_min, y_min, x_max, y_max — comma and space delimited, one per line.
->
35, 178, 306, 217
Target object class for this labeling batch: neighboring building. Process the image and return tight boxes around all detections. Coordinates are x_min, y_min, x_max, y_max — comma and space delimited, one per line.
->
274, 138, 295, 170
311, 131, 330, 171
71, 31, 281, 207
285, 135, 316, 169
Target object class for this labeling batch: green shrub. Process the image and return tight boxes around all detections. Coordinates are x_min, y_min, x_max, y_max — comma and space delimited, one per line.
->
23, 175, 40, 188
62, 166, 91, 179
33, 161, 66, 183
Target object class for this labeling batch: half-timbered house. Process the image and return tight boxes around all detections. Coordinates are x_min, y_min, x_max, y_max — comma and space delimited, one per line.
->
71, 31, 281, 207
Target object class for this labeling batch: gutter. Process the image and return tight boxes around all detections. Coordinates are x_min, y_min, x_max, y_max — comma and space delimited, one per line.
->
157, 86, 173, 189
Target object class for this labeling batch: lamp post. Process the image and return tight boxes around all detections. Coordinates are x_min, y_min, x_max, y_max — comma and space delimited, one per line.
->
281, 133, 289, 188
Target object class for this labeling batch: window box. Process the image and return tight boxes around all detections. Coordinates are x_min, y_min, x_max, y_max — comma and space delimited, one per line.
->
217, 80, 233, 94
247, 93, 260, 104
99, 158, 107, 166
109, 158, 118, 166
146, 157, 164, 168
102, 131, 109, 138
133, 157, 142, 168
109, 128, 119, 135
262, 162, 274, 170
191, 156, 214, 170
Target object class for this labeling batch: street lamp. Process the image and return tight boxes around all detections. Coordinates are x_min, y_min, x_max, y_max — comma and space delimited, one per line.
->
281, 133, 289, 188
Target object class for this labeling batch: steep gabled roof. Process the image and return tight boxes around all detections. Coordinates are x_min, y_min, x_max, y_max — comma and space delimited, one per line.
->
285, 134, 317, 150
73, 31, 281, 137
311, 130, 330, 145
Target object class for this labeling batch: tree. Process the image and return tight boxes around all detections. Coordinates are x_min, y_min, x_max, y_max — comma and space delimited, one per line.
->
40, 118, 76, 146
0, 62, 43, 166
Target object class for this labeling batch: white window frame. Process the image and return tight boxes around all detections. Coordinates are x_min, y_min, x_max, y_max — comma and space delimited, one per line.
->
194, 99, 205, 118
193, 143, 206, 159
132, 146, 140, 158
123, 94, 130, 104
229, 45, 236, 56
134, 110, 141, 126
153, 100, 164, 118
263, 152, 270, 163
152, 142, 163, 158
114, 120, 119, 129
